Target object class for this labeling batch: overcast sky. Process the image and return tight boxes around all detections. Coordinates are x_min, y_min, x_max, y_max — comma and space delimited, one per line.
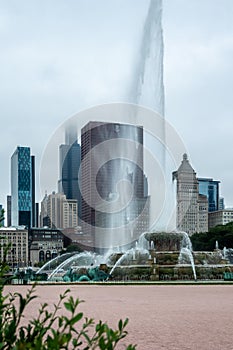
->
0, 0, 233, 210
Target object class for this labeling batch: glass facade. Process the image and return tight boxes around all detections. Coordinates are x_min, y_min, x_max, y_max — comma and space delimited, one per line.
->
198, 178, 220, 212
58, 139, 81, 219
81, 121, 150, 250
11, 146, 34, 227
0, 204, 4, 226
7, 195, 11, 227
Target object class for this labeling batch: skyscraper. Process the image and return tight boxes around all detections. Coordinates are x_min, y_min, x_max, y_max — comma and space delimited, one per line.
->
58, 127, 81, 219
31, 155, 36, 227
0, 204, 4, 227
219, 197, 225, 210
7, 195, 11, 227
81, 121, 149, 250
173, 154, 208, 235
11, 146, 35, 228
198, 178, 220, 212
40, 191, 78, 229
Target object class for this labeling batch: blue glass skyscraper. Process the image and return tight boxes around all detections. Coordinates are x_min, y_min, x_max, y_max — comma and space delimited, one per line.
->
0, 204, 4, 226
198, 178, 220, 212
58, 127, 81, 219
11, 146, 35, 227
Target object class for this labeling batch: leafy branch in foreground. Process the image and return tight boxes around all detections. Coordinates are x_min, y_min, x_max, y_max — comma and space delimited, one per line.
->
0, 286, 136, 349
0, 228, 136, 349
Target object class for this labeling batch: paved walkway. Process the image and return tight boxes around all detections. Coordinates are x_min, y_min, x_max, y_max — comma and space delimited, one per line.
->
5, 284, 233, 349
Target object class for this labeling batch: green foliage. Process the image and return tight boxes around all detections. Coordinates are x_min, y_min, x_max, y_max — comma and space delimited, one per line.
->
191, 222, 233, 251
0, 252, 136, 349
65, 244, 83, 253
0, 288, 136, 349
33, 261, 45, 268
60, 245, 83, 256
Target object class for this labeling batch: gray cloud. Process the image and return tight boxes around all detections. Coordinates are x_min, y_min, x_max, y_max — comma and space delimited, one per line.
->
0, 0, 233, 210
163, 0, 233, 206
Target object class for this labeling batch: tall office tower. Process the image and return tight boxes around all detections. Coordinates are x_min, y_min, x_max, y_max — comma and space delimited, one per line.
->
11, 146, 35, 228
173, 154, 208, 235
7, 195, 11, 227
40, 191, 78, 229
31, 155, 36, 226
40, 192, 49, 227
81, 121, 149, 250
198, 194, 209, 233
35, 203, 39, 227
0, 204, 4, 227
62, 198, 78, 229
58, 127, 81, 219
198, 178, 220, 212
47, 192, 63, 229
219, 197, 225, 210
143, 175, 149, 197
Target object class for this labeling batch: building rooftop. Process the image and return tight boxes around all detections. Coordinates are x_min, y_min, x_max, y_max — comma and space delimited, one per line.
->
0, 226, 27, 231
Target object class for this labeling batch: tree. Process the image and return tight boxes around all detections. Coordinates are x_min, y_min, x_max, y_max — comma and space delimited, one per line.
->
65, 244, 83, 253
191, 222, 233, 251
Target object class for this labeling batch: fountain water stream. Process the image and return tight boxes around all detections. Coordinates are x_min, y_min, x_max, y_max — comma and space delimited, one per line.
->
36, 253, 75, 274
35, 1, 199, 282
178, 232, 197, 280
109, 246, 149, 276
178, 248, 197, 280
132, 0, 164, 115
46, 252, 102, 281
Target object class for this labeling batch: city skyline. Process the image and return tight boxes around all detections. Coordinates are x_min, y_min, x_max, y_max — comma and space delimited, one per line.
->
3, 122, 226, 230
0, 0, 233, 209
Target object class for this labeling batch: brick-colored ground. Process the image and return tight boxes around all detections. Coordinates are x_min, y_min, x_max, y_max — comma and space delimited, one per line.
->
5, 284, 233, 349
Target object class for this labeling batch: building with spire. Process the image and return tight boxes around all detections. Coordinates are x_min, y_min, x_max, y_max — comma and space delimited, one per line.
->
173, 154, 208, 235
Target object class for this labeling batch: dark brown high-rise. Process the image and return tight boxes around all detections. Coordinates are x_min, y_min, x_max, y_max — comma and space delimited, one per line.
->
81, 121, 149, 251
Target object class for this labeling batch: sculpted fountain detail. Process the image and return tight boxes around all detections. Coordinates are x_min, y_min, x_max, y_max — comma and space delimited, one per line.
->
31, 230, 233, 283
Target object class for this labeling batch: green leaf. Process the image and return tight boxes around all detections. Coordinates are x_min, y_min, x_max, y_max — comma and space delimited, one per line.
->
64, 301, 73, 312
118, 319, 123, 331
69, 312, 83, 326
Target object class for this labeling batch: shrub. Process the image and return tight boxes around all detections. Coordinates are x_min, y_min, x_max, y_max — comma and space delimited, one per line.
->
0, 245, 136, 349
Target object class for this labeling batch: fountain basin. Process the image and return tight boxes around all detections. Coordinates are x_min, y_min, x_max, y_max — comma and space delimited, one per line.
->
145, 231, 184, 251
16, 231, 233, 283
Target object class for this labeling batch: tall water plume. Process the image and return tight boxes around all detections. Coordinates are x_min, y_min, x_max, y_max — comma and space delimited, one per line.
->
131, 0, 165, 116
131, 0, 173, 232
40, 1, 182, 252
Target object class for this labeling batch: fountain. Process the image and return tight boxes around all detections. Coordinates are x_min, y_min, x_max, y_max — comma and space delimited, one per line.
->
131, 0, 164, 115
30, 229, 233, 283
178, 248, 196, 280
36, 253, 76, 274
32, 1, 233, 285
36, 251, 105, 282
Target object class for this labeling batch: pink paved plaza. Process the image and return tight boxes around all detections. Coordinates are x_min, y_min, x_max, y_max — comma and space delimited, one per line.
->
5, 284, 233, 349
